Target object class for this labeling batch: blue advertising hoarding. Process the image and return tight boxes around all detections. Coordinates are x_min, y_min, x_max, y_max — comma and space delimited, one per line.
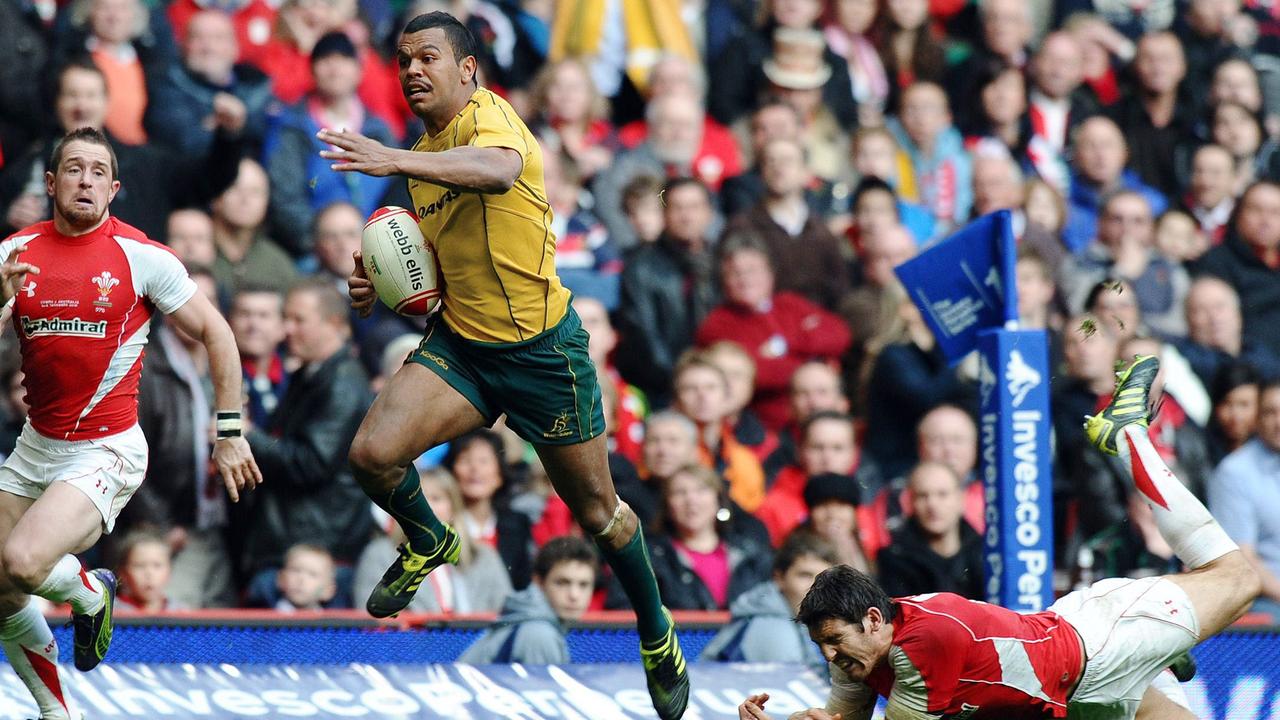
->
978, 327, 1054, 612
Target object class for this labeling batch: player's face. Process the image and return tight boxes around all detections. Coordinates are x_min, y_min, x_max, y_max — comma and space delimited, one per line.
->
47, 140, 119, 232
538, 561, 594, 621
810, 616, 887, 682
777, 554, 834, 612
396, 28, 477, 122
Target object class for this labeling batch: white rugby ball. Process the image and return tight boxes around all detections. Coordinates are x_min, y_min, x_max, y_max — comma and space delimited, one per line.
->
362, 206, 441, 317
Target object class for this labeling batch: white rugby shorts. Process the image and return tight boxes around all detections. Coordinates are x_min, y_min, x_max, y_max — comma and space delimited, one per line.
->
1051, 576, 1200, 720
0, 422, 148, 532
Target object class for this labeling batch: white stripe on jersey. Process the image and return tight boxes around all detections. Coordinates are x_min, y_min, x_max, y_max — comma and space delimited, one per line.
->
69, 295, 149, 437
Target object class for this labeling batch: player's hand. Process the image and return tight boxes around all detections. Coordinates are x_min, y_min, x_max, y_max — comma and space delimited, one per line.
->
739, 694, 772, 720
214, 436, 263, 503
348, 250, 378, 318
210, 93, 248, 134
318, 128, 400, 176
0, 244, 40, 305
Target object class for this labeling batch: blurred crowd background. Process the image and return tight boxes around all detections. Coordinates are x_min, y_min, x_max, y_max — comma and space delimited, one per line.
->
1, 0, 1279, 644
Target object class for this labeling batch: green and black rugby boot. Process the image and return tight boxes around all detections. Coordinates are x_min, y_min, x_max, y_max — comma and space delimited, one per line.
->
73, 568, 116, 671
640, 608, 690, 720
1084, 354, 1159, 456
366, 526, 461, 618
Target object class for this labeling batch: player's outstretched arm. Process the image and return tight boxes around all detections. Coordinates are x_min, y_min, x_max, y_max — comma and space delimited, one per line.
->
317, 127, 522, 194
168, 291, 264, 502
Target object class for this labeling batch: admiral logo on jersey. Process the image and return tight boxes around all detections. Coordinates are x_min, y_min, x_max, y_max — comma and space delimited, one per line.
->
19, 316, 109, 338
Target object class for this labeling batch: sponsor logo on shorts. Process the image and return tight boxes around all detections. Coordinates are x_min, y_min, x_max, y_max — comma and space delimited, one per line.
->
415, 348, 449, 371
543, 411, 574, 440
20, 316, 108, 338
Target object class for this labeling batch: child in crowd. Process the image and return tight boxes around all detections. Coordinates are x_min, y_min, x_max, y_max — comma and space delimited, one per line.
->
115, 530, 181, 613
458, 537, 598, 664
275, 544, 338, 613
620, 175, 666, 245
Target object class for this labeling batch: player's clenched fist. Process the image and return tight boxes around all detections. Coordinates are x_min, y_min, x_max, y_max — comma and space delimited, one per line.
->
214, 436, 263, 503
348, 250, 378, 318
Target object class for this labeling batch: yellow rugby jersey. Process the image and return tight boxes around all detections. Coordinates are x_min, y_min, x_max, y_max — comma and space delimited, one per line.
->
408, 88, 570, 344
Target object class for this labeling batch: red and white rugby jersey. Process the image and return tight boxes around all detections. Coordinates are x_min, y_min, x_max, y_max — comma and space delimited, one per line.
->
839, 593, 1084, 719
1, 217, 196, 440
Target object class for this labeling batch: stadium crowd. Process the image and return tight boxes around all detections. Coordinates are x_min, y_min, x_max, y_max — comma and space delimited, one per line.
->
2, 0, 1280, 652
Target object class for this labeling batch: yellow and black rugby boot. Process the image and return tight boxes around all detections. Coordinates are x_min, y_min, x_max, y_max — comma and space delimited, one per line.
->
640, 608, 690, 720
366, 527, 461, 618
73, 569, 116, 671
1084, 354, 1159, 456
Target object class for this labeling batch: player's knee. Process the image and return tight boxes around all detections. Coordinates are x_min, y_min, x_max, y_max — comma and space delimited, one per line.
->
348, 434, 401, 485
579, 497, 632, 539
0, 543, 50, 592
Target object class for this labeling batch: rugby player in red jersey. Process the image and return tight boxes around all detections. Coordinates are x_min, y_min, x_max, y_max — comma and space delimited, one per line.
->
0, 127, 260, 719
741, 355, 1258, 720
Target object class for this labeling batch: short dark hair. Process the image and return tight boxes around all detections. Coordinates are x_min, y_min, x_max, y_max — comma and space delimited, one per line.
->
795, 565, 895, 630
533, 536, 598, 579
801, 411, 856, 444
661, 176, 712, 205
443, 429, 510, 495
50, 126, 117, 183
1084, 277, 1133, 314
851, 176, 898, 210
1260, 377, 1280, 401
773, 530, 839, 575
403, 11, 479, 65
1211, 362, 1262, 406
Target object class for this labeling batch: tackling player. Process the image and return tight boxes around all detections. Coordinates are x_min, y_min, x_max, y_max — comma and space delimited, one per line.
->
315, 12, 689, 719
739, 355, 1258, 720
0, 127, 261, 720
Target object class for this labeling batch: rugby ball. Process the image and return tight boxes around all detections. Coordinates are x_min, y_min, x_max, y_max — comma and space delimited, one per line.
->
362, 206, 441, 317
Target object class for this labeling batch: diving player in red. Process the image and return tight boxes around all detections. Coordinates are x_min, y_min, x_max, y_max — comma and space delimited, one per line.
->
740, 355, 1260, 720
0, 127, 261, 720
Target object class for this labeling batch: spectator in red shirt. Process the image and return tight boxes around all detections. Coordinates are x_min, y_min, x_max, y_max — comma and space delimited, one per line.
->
756, 412, 883, 553
616, 54, 742, 189
697, 235, 852, 431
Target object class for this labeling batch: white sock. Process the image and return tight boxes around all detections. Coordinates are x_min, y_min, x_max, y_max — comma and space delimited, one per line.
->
0, 599, 72, 720
1119, 425, 1238, 569
32, 555, 104, 615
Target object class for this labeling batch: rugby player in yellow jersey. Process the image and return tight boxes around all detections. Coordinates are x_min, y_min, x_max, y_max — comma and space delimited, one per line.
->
315, 12, 689, 719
